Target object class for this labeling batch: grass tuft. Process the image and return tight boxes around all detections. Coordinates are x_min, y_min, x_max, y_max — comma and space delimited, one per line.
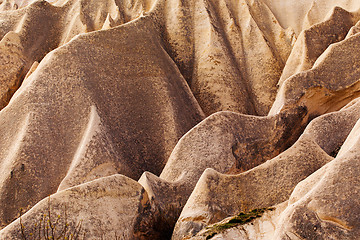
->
203, 207, 275, 239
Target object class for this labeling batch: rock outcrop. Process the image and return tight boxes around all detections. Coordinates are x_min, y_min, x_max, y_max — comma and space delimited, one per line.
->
0, 14, 205, 228
0, 174, 159, 239
1, 0, 360, 239
172, 98, 360, 239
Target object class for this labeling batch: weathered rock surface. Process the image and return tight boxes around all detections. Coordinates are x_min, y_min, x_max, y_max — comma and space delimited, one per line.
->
149, 0, 295, 116
270, 27, 360, 117
279, 7, 360, 87
1, 0, 360, 239
172, 99, 360, 239
0, 174, 159, 239
0, 31, 26, 109
273, 113, 360, 239
0, 0, 147, 110
190, 202, 288, 240
139, 106, 306, 235
0, 14, 204, 227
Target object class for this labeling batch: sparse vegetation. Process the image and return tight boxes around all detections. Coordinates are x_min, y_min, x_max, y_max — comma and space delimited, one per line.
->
203, 207, 275, 239
19, 197, 85, 240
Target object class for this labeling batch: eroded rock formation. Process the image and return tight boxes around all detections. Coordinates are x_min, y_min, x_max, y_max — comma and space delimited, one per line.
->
1, 0, 360, 239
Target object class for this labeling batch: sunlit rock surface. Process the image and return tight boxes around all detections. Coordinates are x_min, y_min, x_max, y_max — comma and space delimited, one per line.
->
1, 0, 360, 239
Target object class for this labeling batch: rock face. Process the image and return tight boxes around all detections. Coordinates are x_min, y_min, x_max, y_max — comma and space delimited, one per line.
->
172, 99, 360, 239
1, 0, 360, 239
0, 13, 204, 228
139, 106, 306, 235
0, 174, 159, 239
274, 116, 360, 240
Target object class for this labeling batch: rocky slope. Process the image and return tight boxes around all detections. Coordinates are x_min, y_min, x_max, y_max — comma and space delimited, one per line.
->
0, 0, 360, 239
